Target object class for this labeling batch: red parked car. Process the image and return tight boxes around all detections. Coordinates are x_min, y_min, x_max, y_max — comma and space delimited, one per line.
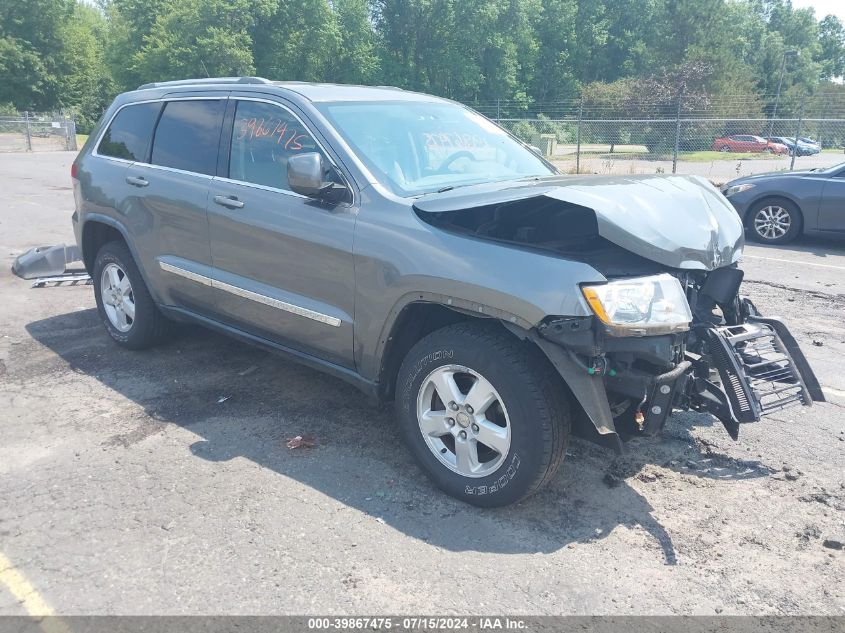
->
712, 134, 789, 155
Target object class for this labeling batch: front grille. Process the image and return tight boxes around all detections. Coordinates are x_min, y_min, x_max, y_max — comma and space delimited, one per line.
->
707, 322, 810, 421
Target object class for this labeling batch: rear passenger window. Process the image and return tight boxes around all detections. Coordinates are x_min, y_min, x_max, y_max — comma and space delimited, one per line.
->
97, 102, 161, 161
150, 100, 225, 176
229, 100, 327, 191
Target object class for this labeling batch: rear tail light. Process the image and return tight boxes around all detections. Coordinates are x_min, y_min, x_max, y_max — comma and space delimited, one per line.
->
71, 163, 78, 180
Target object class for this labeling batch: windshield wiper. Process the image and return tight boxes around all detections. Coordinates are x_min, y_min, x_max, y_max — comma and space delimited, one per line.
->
436, 186, 454, 193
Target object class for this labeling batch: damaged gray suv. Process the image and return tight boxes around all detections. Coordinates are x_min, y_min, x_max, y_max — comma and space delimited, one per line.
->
71, 77, 823, 506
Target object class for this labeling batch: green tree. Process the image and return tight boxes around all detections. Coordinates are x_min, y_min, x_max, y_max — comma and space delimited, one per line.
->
0, 36, 50, 109
103, 0, 173, 89
374, 0, 540, 102
817, 15, 845, 80
253, 0, 341, 82
596, 0, 662, 81
57, 3, 114, 129
328, 0, 380, 84
0, 0, 74, 109
754, 1, 822, 103
570, 1, 609, 84
529, 0, 578, 101
4, 0, 845, 134
131, 0, 272, 83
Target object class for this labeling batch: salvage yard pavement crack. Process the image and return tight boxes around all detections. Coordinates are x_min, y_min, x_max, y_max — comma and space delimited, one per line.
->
742, 278, 845, 303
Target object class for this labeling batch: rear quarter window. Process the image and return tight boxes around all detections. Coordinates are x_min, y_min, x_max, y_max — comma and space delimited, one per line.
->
96, 102, 161, 161
150, 100, 226, 176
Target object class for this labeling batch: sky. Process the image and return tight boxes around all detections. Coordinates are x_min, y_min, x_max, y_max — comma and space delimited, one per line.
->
791, 0, 845, 23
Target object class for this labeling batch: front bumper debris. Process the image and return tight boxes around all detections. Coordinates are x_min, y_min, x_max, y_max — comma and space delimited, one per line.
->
534, 294, 822, 450
11, 244, 91, 287
12, 244, 82, 279
691, 319, 823, 439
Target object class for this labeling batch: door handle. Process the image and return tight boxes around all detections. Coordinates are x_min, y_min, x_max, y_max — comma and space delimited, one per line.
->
125, 175, 149, 187
213, 195, 245, 209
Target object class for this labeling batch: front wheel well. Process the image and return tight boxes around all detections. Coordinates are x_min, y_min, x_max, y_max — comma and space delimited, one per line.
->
377, 303, 610, 452
81, 221, 125, 273
377, 303, 527, 402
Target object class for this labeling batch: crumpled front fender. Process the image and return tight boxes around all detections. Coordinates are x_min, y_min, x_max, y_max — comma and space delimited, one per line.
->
529, 333, 623, 454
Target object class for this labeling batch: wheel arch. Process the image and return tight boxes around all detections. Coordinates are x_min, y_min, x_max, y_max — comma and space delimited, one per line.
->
376, 301, 624, 453
375, 300, 515, 402
81, 215, 133, 272
81, 214, 160, 303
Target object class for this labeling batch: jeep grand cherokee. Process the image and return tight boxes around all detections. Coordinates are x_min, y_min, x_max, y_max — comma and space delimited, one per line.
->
71, 77, 823, 506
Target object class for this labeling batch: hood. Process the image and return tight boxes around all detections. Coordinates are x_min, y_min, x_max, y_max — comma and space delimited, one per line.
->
413, 174, 744, 271
724, 170, 818, 187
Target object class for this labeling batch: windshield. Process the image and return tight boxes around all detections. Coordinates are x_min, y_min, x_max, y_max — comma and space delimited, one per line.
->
316, 100, 555, 196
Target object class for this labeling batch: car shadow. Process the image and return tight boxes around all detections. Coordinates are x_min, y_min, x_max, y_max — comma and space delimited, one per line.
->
23, 309, 778, 564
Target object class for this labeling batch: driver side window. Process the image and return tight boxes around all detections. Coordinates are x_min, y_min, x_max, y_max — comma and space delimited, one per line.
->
229, 100, 331, 192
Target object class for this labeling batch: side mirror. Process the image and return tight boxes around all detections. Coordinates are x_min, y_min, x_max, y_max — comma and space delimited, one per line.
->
287, 152, 347, 202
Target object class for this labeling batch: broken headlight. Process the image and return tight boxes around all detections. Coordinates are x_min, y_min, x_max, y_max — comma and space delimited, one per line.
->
581, 274, 692, 336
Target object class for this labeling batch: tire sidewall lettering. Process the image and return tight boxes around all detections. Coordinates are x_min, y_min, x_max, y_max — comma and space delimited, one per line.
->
401, 348, 454, 413
464, 453, 521, 496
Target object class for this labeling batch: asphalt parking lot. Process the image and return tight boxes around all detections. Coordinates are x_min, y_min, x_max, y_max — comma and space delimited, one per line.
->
0, 151, 843, 616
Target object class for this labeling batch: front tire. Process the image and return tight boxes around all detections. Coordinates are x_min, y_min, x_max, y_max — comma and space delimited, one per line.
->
394, 323, 570, 507
747, 198, 802, 244
93, 240, 169, 349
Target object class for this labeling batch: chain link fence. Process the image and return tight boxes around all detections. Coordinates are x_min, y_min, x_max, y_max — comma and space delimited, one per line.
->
0, 112, 78, 153
471, 95, 845, 184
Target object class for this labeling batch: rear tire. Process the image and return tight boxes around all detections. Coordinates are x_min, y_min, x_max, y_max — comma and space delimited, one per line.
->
93, 240, 170, 349
394, 322, 570, 507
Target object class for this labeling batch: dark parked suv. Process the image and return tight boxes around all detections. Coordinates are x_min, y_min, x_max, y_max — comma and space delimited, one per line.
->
72, 77, 822, 506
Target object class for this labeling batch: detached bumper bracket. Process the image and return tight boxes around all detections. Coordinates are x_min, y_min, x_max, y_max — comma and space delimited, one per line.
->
704, 321, 814, 426
693, 377, 741, 440
748, 316, 825, 403
641, 360, 691, 435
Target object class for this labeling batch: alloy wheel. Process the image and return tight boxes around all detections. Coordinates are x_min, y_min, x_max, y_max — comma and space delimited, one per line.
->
753, 205, 791, 241
416, 364, 511, 478
100, 262, 136, 332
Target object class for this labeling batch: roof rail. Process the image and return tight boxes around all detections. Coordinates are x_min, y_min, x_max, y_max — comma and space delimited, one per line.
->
136, 77, 272, 90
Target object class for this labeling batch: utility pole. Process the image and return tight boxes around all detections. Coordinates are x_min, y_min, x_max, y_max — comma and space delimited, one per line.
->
769, 50, 798, 138
575, 99, 583, 174
672, 94, 683, 174
23, 111, 32, 151
789, 95, 805, 171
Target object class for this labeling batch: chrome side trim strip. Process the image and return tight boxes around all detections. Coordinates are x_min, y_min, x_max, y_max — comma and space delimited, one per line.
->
214, 176, 309, 200
145, 162, 214, 179
158, 261, 341, 327
212, 278, 342, 327
159, 261, 212, 286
